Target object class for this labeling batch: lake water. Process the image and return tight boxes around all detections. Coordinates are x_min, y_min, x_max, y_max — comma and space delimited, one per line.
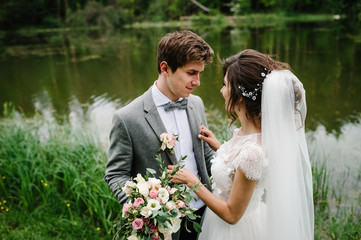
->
0, 20, 360, 207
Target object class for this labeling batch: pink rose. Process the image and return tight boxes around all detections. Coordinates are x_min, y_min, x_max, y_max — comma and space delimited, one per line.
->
121, 186, 130, 193
177, 200, 185, 208
133, 198, 145, 209
132, 218, 144, 230
152, 234, 161, 240
125, 181, 135, 187
149, 189, 158, 199
122, 203, 131, 214
155, 183, 162, 190
150, 225, 158, 233
168, 187, 177, 195
143, 218, 150, 225
147, 181, 152, 189
165, 201, 176, 211
122, 181, 136, 194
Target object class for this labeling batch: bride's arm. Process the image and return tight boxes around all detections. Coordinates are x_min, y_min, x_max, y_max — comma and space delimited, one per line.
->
167, 166, 257, 225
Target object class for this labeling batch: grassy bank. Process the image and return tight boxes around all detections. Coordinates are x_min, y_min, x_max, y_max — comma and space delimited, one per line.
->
0, 106, 360, 239
1, 13, 340, 35
128, 13, 339, 29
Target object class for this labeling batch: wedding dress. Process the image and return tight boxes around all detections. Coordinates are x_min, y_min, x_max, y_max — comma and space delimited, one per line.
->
198, 129, 266, 240
198, 70, 314, 240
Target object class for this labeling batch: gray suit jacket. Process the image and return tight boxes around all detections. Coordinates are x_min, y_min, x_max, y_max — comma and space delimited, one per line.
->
105, 87, 214, 204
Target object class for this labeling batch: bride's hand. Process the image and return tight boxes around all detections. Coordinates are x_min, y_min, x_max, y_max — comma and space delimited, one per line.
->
198, 125, 221, 151
167, 166, 199, 188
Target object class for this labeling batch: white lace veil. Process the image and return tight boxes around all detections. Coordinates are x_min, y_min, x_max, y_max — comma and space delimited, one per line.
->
261, 70, 314, 239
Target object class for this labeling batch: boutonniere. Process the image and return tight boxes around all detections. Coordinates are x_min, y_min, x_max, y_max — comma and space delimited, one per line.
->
159, 133, 178, 154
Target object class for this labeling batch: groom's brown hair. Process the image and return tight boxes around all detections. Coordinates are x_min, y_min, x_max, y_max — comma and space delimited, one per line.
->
157, 30, 213, 73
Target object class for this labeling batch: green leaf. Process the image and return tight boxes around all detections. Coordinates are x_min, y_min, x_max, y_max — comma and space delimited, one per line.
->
188, 213, 196, 220
156, 154, 165, 168
193, 221, 202, 233
145, 225, 150, 234
169, 208, 179, 217
146, 168, 156, 175
184, 219, 191, 233
156, 215, 168, 224
154, 210, 170, 218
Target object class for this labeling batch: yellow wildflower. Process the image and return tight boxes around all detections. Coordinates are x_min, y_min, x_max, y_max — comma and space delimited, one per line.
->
67, 203, 70, 207
41, 180, 44, 183
6, 208, 8, 212
97, 227, 100, 231
44, 183, 48, 187
1, 206, 3, 210
2, 200, 5, 203
2, 176, 5, 179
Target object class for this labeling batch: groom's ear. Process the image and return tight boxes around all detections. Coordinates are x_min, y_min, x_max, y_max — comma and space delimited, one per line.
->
160, 61, 169, 77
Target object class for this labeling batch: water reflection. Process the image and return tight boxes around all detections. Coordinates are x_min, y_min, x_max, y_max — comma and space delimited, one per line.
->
307, 123, 361, 206
68, 94, 122, 149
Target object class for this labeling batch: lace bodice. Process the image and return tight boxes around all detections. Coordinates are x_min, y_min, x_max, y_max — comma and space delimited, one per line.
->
211, 128, 267, 213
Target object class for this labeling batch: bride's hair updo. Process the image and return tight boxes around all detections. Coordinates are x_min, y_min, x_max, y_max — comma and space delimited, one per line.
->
222, 49, 290, 127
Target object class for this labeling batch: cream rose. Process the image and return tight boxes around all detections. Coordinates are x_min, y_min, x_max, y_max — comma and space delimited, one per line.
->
127, 235, 139, 240
140, 206, 152, 218
148, 177, 161, 190
137, 182, 149, 198
165, 201, 176, 211
134, 173, 146, 183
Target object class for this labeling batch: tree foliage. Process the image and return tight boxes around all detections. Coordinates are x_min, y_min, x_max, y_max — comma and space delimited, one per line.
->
0, 0, 360, 29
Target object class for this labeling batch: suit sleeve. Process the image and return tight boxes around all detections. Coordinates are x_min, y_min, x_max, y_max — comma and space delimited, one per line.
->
104, 112, 133, 204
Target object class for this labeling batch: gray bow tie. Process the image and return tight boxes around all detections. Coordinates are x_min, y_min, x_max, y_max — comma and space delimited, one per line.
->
163, 98, 188, 111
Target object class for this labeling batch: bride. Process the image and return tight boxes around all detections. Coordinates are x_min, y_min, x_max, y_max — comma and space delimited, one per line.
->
167, 49, 314, 239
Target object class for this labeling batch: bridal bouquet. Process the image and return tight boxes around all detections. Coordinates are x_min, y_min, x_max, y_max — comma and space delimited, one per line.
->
113, 154, 201, 240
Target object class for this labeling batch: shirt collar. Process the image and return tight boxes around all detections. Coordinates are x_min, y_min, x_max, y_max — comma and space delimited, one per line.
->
152, 81, 183, 107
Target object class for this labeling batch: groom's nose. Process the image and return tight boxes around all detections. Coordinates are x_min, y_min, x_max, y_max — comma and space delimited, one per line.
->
192, 75, 200, 87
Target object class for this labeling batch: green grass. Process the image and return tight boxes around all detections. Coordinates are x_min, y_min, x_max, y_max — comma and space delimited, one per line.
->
0, 104, 360, 239
311, 155, 361, 240
0, 104, 120, 239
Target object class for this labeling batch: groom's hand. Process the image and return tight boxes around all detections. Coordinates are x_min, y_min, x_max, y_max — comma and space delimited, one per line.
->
198, 125, 221, 151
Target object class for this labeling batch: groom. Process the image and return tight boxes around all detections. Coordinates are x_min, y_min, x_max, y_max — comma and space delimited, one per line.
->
104, 30, 214, 240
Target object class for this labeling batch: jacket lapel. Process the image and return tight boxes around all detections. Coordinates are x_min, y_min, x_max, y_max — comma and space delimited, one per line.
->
143, 88, 177, 165
186, 99, 203, 164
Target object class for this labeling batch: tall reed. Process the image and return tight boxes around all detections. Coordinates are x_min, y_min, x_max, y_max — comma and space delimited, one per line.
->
0, 104, 120, 238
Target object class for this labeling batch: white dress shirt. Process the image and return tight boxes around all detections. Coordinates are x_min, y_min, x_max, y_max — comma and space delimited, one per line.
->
152, 81, 204, 209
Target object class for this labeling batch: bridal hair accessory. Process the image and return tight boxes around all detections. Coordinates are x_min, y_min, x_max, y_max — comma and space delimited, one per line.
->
238, 68, 268, 101
238, 83, 263, 101
159, 133, 178, 154
260, 67, 269, 78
